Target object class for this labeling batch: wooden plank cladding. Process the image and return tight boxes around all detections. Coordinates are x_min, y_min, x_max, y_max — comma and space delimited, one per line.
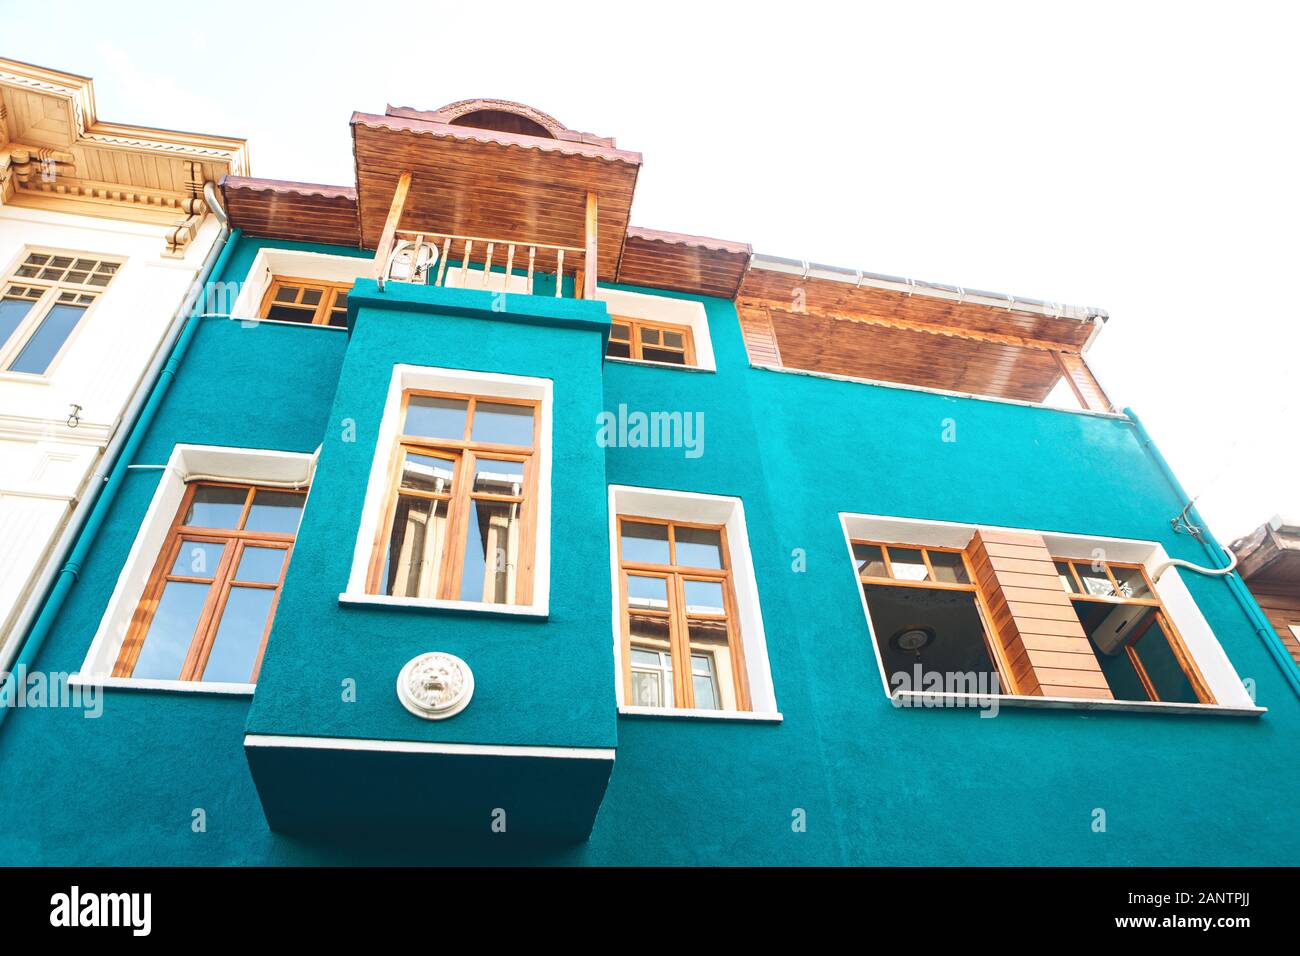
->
736, 266, 1114, 410
965, 529, 1114, 700
736, 305, 783, 367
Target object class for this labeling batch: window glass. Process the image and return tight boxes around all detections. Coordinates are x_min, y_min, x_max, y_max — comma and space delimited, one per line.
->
184, 487, 247, 529
1110, 565, 1151, 600
6, 302, 87, 374
473, 458, 525, 495
1076, 564, 1116, 597
626, 574, 669, 610
245, 491, 305, 535
853, 543, 887, 578
0, 295, 36, 347
383, 496, 450, 598
400, 453, 456, 494
675, 526, 723, 569
235, 546, 286, 584
621, 521, 670, 565
201, 587, 276, 683
683, 579, 726, 615
459, 499, 521, 603
687, 619, 734, 710
1055, 561, 1080, 594
471, 402, 534, 447
170, 540, 226, 578
405, 396, 468, 440
132, 581, 210, 681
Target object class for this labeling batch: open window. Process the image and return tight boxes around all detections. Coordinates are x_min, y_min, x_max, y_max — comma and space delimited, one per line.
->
840, 513, 1258, 714
852, 541, 1007, 692
1055, 558, 1213, 704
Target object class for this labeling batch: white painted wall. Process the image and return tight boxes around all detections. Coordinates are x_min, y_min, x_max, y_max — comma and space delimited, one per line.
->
0, 204, 223, 647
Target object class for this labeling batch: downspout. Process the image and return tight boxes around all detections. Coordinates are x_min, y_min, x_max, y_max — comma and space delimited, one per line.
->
1126, 407, 1300, 700
0, 200, 243, 723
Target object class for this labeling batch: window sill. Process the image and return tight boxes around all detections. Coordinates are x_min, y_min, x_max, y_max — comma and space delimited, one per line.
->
338, 592, 549, 619
891, 690, 1265, 718
604, 356, 715, 373
0, 371, 52, 385
618, 705, 783, 723
68, 674, 255, 696
228, 315, 349, 331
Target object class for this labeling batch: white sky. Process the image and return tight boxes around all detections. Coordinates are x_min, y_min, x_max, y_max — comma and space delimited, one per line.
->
6, 1, 1297, 543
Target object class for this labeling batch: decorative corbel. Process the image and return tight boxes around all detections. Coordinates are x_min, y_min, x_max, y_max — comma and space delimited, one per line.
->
162, 161, 210, 258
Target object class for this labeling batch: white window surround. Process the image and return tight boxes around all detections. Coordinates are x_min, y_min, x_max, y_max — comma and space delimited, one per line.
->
72, 443, 317, 696
608, 485, 780, 718
839, 512, 1264, 716
340, 363, 553, 617
595, 287, 716, 372
228, 248, 365, 324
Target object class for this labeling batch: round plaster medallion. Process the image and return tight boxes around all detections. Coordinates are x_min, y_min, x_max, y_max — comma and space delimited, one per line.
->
396, 652, 474, 720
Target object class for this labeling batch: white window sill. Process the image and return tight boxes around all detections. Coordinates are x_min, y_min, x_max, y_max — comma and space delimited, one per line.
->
338, 592, 549, 619
226, 315, 348, 331
604, 356, 715, 373
68, 674, 255, 696
0, 371, 52, 385
618, 705, 783, 723
892, 690, 1265, 718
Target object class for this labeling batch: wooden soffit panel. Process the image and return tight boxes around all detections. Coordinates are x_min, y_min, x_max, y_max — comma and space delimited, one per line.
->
0, 58, 248, 219
222, 176, 360, 246
615, 227, 752, 298
738, 269, 1095, 351
351, 112, 641, 280
762, 306, 1064, 402
1234, 523, 1300, 588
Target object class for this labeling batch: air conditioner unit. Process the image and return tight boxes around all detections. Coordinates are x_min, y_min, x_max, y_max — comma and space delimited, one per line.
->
1089, 603, 1150, 656
386, 240, 437, 284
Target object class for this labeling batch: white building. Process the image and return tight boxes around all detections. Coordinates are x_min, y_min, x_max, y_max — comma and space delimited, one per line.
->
0, 59, 247, 648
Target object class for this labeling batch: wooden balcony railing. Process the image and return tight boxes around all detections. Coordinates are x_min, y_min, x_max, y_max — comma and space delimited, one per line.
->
371, 171, 600, 300
388, 230, 589, 298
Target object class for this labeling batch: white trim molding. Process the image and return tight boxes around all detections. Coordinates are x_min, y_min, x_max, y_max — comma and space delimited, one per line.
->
596, 287, 717, 371
74, 443, 316, 687
341, 363, 554, 616
244, 733, 615, 762
838, 511, 1261, 715
607, 484, 779, 716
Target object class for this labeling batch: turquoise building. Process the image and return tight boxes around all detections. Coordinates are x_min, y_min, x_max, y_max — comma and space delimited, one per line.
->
1, 99, 1296, 866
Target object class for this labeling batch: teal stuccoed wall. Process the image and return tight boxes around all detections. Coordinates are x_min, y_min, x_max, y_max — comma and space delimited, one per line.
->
0, 235, 1296, 865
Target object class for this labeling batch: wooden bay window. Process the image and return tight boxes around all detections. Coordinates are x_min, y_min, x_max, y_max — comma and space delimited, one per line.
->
368, 390, 539, 605
617, 517, 749, 711
113, 482, 305, 684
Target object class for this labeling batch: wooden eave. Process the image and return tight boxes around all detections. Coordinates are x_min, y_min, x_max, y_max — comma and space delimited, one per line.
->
221, 176, 361, 246
350, 111, 641, 279
1, 57, 248, 222
615, 227, 752, 298
1234, 523, 1300, 588
736, 269, 1104, 404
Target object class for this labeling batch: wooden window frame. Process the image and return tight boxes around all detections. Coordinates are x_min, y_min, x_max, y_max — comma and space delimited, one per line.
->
259, 276, 353, 327
112, 482, 303, 684
1053, 558, 1215, 704
606, 315, 697, 366
1, 248, 123, 376
617, 516, 751, 711
852, 539, 1020, 693
366, 389, 541, 606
